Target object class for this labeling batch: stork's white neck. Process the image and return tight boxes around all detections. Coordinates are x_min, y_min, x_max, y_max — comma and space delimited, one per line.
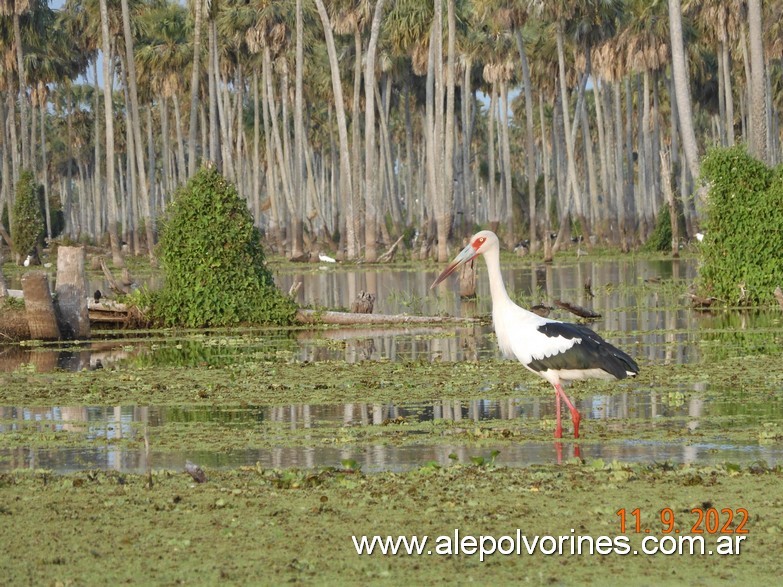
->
482, 244, 513, 308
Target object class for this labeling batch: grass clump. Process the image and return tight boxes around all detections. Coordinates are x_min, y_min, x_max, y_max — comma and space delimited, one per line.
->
699, 145, 783, 305
151, 165, 296, 327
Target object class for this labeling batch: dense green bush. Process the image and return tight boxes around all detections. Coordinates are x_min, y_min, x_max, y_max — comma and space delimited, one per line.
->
11, 171, 44, 260
699, 145, 783, 305
153, 165, 296, 327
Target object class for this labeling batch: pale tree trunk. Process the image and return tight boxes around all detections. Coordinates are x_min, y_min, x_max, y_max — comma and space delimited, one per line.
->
363, 0, 386, 262
554, 23, 585, 243
437, 0, 456, 263
748, 0, 767, 163
121, 0, 155, 262
660, 149, 679, 258
424, 4, 442, 260
292, 0, 306, 259
352, 28, 363, 254
99, 0, 124, 267
539, 94, 553, 263
460, 57, 473, 239
668, 0, 700, 182
515, 30, 538, 253
720, 26, 735, 145
208, 18, 220, 168
613, 82, 628, 251
40, 101, 51, 241
499, 80, 514, 246
187, 0, 204, 177
252, 68, 261, 225
13, 12, 29, 171
487, 86, 498, 227
314, 0, 355, 258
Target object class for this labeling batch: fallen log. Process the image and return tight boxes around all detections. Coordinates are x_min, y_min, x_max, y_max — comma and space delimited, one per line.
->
295, 309, 479, 325
553, 299, 601, 319
378, 235, 404, 263
100, 257, 129, 295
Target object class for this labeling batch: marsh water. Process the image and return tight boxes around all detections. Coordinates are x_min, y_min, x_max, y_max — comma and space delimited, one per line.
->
2, 256, 782, 473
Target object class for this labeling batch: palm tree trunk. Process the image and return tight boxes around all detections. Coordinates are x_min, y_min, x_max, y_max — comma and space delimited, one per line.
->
668, 0, 700, 181
515, 30, 538, 253
499, 80, 514, 245
720, 31, 735, 145
40, 101, 51, 240
539, 94, 553, 263
314, 0, 355, 258
121, 0, 155, 261
99, 0, 124, 267
187, 0, 204, 177
13, 12, 29, 171
748, 0, 767, 163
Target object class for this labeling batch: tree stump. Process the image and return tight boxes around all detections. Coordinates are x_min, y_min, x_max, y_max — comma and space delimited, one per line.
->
55, 246, 90, 340
350, 291, 376, 313
21, 272, 61, 340
459, 263, 476, 299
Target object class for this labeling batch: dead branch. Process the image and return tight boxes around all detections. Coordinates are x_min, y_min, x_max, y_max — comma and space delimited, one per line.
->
100, 258, 128, 295
378, 235, 405, 263
553, 299, 602, 319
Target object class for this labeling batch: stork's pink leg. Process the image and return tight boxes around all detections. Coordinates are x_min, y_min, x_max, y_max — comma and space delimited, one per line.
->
553, 385, 563, 439
555, 383, 581, 439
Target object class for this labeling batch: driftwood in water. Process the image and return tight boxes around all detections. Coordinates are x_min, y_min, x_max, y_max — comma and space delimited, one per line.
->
100, 257, 128, 295
378, 235, 404, 263
296, 309, 478, 325
689, 294, 719, 309
350, 291, 376, 313
21, 272, 61, 340
530, 304, 553, 318
553, 299, 601, 319
55, 246, 90, 339
774, 286, 783, 310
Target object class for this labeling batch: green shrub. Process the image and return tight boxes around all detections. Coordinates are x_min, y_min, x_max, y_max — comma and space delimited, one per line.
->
699, 145, 783, 305
153, 165, 296, 327
11, 171, 44, 259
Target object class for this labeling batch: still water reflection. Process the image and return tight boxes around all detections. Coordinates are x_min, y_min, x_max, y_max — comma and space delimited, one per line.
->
1, 392, 781, 474
2, 257, 781, 472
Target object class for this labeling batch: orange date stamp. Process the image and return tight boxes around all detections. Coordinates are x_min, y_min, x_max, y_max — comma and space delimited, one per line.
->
617, 507, 750, 535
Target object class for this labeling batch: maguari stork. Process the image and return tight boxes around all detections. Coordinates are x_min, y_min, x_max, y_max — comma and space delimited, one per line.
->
432, 231, 639, 439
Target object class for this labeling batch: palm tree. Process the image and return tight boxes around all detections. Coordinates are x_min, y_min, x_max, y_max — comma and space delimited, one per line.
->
187, 0, 204, 177
0, 0, 32, 170
120, 0, 155, 262
362, 0, 387, 262
313, 0, 354, 257
668, 0, 700, 184
98, 0, 124, 266
748, 0, 766, 162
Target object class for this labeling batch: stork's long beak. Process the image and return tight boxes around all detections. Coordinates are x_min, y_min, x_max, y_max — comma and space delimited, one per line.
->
430, 243, 477, 288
